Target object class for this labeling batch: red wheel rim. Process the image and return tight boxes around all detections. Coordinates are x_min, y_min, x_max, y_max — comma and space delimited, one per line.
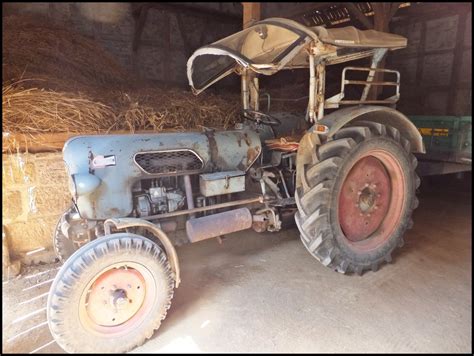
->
79, 262, 156, 336
338, 150, 405, 251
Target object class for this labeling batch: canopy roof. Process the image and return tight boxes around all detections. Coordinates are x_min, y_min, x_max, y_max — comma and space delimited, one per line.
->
187, 18, 407, 94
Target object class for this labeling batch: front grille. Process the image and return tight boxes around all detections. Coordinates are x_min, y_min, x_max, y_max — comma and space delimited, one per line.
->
134, 150, 203, 175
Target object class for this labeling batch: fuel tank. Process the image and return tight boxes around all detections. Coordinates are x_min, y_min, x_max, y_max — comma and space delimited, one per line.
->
63, 128, 261, 219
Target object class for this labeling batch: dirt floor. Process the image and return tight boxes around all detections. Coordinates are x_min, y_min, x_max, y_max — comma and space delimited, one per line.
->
2, 174, 472, 353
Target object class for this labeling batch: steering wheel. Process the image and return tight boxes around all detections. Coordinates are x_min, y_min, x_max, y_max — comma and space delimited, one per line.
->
242, 109, 281, 127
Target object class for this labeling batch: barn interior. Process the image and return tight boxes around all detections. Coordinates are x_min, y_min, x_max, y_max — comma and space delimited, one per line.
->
2, 2, 471, 354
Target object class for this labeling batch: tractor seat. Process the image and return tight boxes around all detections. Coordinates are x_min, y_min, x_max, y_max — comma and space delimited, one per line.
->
312, 26, 407, 49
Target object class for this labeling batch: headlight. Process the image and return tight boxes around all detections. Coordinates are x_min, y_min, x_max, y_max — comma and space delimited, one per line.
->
71, 173, 101, 196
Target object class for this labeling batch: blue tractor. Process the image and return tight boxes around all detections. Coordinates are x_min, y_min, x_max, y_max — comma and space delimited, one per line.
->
47, 18, 424, 352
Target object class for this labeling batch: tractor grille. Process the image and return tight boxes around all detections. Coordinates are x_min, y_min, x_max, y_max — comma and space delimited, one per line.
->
134, 150, 204, 175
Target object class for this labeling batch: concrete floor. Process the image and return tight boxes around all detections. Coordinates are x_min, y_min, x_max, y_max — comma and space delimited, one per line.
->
2, 178, 472, 353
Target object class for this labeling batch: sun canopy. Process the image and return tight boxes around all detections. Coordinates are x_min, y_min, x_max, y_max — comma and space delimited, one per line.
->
187, 18, 407, 94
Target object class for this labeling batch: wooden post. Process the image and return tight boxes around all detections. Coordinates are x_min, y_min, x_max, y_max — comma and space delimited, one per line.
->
242, 2, 260, 28
368, 2, 401, 100
241, 3, 261, 110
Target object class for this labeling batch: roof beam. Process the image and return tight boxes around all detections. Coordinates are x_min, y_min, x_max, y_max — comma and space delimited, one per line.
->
132, 3, 242, 23
344, 2, 373, 29
242, 2, 261, 28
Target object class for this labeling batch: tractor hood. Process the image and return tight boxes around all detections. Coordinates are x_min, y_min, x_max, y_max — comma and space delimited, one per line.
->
186, 18, 316, 94
63, 129, 261, 220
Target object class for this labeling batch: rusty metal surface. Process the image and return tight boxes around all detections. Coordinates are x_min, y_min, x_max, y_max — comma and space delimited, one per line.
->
186, 208, 253, 243
64, 128, 261, 220
337, 149, 406, 252
86, 268, 146, 327
142, 196, 263, 220
199, 170, 246, 197
338, 156, 391, 242
78, 261, 157, 336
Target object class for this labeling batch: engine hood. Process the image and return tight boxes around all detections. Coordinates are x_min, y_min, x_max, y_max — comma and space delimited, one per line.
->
63, 129, 261, 219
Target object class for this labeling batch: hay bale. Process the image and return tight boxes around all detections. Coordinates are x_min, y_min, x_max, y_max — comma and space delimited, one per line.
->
2, 82, 116, 134
2, 14, 133, 91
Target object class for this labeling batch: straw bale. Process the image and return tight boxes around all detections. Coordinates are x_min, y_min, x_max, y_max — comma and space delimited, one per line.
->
32, 186, 70, 216
34, 153, 68, 184
5, 216, 59, 258
2, 14, 132, 91
2, 154, 36, 185
2, 190, 23, 221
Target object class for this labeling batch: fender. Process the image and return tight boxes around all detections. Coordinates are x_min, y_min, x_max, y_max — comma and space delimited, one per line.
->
317, 105, 425, 153
296, 106, 425, 191
103, 218, 181, 287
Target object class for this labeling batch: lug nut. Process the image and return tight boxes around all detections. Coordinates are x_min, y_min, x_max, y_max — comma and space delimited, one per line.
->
364, 183, 369, 187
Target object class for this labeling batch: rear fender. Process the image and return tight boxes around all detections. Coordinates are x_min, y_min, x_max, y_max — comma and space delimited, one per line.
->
296, 106, 425, 190
318, 106, 425, 153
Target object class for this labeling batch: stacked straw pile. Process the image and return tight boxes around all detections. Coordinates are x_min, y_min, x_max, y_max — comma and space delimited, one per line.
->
2, 14, 242, 143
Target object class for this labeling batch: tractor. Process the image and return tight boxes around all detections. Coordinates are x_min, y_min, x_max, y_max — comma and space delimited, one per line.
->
47, 18, 424, 353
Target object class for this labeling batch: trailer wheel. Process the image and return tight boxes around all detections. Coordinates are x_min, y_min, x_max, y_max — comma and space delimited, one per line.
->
295, 122, 420, 274
47, 233, 175, 353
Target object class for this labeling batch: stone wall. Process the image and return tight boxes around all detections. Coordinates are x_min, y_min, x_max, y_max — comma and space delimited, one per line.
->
2, 153, 70, 265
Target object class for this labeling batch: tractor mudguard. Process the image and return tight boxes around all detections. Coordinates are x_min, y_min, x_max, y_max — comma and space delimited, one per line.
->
104, 218, 181, 287
295, 106, 425, 191
317, 105, 425, 153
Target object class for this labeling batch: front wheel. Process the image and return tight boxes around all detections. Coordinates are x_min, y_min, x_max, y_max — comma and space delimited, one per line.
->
295, 122, 420, 274
47, 233, 175, 353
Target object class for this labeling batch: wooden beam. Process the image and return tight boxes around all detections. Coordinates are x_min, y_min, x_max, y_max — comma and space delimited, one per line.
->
242, 2, 261, 28
285, 3, 334, 21
133, 3, 241, 23
132, 4, 150, 52
3, 130, 158, 154
368, 2, 402, 100
176, 13, 193, 58
344, 2, 373, 29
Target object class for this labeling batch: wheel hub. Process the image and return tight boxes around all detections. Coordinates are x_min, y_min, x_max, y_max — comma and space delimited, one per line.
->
339, 156, 391, 242
86, 267, 146, 327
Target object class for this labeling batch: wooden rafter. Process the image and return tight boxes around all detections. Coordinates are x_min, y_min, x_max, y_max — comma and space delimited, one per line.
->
344, 2, 373, 29
242, 2, 261, 28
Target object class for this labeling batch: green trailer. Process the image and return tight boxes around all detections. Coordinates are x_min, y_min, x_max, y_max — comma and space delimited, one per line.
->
409, 115, 472, 176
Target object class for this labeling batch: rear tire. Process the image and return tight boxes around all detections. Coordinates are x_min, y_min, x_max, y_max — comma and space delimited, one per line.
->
295, 122, 420, 274
47, 233, 175, 353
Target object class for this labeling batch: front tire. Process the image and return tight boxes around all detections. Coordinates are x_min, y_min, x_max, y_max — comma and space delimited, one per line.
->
47, 233, 175, 353
295, 122, 420, 274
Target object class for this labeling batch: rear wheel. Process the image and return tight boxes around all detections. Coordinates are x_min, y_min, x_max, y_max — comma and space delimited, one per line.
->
295, 122, 420, 274
47, 233, 175, 353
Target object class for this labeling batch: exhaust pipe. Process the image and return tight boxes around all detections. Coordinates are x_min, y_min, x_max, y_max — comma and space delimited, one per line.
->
186, 208, 252, 243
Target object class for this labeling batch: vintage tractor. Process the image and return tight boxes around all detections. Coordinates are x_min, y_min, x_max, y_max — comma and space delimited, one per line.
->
47, 18, 424, 353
